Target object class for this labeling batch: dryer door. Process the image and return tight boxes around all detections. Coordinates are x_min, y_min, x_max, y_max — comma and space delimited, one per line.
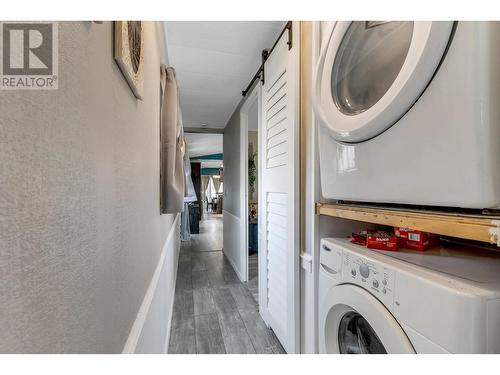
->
313, 21, 454, 143
320, 284, 415, 354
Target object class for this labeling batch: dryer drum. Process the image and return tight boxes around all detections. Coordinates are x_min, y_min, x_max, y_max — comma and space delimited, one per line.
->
338, 311, 387, 354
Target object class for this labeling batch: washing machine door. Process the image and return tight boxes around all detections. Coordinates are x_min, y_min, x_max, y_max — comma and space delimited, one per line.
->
320, 283, 415, 354
313, 21, 454, 143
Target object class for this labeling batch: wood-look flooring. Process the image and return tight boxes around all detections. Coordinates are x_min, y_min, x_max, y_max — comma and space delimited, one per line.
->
187, 213, 223, 252
168, 214, 285, 354
247, 252, 258, 303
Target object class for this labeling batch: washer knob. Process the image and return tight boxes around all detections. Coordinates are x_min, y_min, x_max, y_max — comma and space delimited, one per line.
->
372, 280, 379, 288
382, 279, 387, 286
359, 263, 370, 278
382, 288, 387, 294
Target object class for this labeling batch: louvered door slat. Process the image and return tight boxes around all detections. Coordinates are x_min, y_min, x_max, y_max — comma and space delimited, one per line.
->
258, 22, 299, 354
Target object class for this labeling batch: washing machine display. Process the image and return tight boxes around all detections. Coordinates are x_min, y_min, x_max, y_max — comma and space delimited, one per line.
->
342, 251, 395, 307
314, 22, 500, 208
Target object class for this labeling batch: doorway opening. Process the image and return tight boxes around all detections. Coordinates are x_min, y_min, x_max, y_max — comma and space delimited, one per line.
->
172, 129, 284, 354
240, 85, 260, 306
182, 132, 224, 250
166, 20, 292, 354
246, 95, 259, 304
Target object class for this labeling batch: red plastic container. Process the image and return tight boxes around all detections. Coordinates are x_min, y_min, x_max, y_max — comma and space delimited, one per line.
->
366, 231, 398, 251
350, 231, 368, 246
394, 227, 440, 251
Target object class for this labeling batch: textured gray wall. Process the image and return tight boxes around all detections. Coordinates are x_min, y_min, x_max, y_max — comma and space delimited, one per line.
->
223, 101, 242, 218
0, 22, 176, 353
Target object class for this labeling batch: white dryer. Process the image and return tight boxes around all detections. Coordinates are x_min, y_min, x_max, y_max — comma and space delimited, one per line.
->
313, 22, 500, 209
319, 237, 500, 353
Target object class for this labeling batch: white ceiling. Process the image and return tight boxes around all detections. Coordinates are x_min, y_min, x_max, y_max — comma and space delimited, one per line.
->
185, 133, 223, 158
165, 21, 285, 129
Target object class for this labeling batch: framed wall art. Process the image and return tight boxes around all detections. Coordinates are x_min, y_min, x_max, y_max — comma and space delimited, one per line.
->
114, 21, 144, 99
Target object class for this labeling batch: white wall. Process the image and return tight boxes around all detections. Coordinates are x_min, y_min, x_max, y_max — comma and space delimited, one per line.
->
222, 211, 243, 280
223, 96, 244, 280
223, 103, 242, 218
223, 84, 260, 282
0, 21, 179, 353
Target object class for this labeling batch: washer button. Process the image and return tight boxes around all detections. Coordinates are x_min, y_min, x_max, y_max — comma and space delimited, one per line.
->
372, 280, 379, 288
359, 263, 370, 278
382, 287, 387, 294
351, 269, 357, 277
382, 279, 387, 286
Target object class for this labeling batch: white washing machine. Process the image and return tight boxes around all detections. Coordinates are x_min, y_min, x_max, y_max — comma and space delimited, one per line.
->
313, 22, 500, 209
319, 237, 500, 353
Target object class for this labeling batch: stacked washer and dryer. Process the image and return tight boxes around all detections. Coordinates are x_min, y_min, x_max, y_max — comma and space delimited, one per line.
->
313, 21, 500, 353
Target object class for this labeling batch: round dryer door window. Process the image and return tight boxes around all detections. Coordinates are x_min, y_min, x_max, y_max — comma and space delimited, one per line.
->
321, 284, 415, 353
332, 22, 414, 116
338, 311, 387, 354
313, 21, 454, 142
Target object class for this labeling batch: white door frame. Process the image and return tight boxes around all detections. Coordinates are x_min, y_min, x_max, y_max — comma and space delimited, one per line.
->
239, 84, 261, 283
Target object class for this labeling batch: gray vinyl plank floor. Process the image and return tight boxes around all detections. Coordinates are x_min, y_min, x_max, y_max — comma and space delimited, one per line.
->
168, 213, 285, 354
194, 313, 226, 354
247, 253, 258, 303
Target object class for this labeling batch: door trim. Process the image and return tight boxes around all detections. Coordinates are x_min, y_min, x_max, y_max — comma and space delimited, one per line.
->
239, 83, 261, 283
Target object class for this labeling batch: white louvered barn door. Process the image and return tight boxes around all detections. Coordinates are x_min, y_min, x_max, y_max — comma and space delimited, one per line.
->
258, 23, 299, 354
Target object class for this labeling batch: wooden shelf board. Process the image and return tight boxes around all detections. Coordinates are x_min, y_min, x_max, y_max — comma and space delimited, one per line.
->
316, 203, 500, 246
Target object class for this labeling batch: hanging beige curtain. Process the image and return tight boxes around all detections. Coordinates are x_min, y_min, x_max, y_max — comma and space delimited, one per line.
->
160, 65, 185, 214
201, 175, 210, 198
199, 174, 210, 218
212, 176, 221, 194
183, 143, 197, 203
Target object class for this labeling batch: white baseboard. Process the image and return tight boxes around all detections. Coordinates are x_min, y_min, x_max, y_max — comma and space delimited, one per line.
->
222, 210, 244, 282
122, 213, 180, 354
163, 259, 178, 354
225, 244, 244, 282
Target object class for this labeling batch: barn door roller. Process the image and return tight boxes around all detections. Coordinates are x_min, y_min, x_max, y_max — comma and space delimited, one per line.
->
242, 21, 292, 96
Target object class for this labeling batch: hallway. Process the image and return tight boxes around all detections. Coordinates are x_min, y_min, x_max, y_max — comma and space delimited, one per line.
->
169, 214, 285, 354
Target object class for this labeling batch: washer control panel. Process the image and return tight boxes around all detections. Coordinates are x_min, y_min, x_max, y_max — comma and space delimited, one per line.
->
320, 239, 343, 277
341, 247, 395, 308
